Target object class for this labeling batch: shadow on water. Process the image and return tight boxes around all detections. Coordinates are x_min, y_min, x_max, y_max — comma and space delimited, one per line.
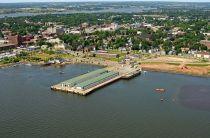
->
177, 85, 210, 112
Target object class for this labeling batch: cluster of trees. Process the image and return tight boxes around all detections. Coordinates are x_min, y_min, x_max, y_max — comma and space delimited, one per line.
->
0, 31, 3, 38
58, 23, 208, 54
36, 40, 53, 48
1, 57, 20, 64
0, 17, 42, 35
0, 9, 209, 54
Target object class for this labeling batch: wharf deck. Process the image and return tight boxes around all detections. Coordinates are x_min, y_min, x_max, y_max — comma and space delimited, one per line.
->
51, 66, 141, 95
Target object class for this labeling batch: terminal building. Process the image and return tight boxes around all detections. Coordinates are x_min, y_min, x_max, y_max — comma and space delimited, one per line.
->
75, 71, 119, 90
60, 68, 119, 90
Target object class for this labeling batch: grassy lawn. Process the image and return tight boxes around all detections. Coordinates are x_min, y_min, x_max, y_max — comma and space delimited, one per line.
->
107, 49, 126, 56
57, 54, 74, 59
95, 55, 120, 62
141, 62, 164, 64
30, 52, 73, 61
186, 63, 210, 67
166, 62, 181, 66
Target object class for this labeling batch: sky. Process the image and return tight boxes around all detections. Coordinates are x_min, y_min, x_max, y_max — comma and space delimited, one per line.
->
0, 0, 210, 3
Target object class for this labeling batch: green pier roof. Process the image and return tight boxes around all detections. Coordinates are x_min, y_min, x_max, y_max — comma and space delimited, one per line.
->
75, 71, 119, 89
60, 68, 108, 86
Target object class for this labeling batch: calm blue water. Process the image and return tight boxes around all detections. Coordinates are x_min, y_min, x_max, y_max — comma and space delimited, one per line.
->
0, 64, 210, 137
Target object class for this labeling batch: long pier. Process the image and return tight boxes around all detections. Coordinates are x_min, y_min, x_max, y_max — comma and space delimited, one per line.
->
51, 65, 141, 95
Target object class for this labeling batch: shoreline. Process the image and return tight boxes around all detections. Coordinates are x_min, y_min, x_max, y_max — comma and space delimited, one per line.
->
142, 67, 210, 78
141, 63, 210, 78
1, 59, 210, 78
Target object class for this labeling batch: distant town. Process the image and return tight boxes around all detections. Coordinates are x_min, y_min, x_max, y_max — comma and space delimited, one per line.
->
0, 2, 210, 76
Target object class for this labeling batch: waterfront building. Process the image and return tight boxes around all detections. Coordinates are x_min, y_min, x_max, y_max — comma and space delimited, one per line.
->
7, 35, 22, 46
0, 43, 16, 51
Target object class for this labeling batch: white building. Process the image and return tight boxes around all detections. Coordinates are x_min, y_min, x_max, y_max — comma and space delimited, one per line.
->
47, 38, 66, 50
194, 52, 210, 59
46, 26, 64, 35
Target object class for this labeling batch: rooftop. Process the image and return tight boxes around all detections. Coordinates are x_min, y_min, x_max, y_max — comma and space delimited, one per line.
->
75, 71, 119, 89
61, 68, 108, 86
0, 43, 15, 48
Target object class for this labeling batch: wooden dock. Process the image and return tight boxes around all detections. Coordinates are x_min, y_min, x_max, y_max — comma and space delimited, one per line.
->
51, 65, 141, 95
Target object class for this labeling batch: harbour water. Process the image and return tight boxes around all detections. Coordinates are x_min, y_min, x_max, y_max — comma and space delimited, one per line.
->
0, 7, 155, 19
0, 64, 210, 137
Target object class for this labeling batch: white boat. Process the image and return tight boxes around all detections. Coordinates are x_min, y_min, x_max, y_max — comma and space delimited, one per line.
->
25, 63, 32, 66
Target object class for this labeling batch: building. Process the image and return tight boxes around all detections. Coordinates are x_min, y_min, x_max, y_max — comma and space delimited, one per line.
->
54, 43, 66, 50
0, 39, 8, 44
83, 46, 96, 52
200, 40, 210, 49
181, 47, 190, 53
203, 33, 210, 38
74, 71, 119, 90
100, 23, 119, 31
47, 38, 66, 50
194, 52, 210, 59
21, 35, 35, 46
46, 26, 64, 35
0, 52, 16, 59
0, 43, 16, 51
65, 28, 81, 34
7, 35, 22, 46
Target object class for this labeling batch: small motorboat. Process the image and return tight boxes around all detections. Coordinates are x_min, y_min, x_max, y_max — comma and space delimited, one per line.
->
25, 63, 32, 66
155, 88, 165, 92
59, 71, 65, 74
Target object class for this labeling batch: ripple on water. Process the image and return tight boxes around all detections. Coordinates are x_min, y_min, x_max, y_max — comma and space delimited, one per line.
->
178, 85, 210, 112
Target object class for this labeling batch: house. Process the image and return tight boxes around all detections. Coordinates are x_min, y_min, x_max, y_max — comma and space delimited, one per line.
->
200, 40, 210, 49
181, 47, 190, 53
203, 33, 210, 38
83, 46, 96, 52
70, 30, 81, 34
194, 52, 210, 59
0, 52, 16, 59
139, 33, 152, 41
54, 43, 66, 50
100, 23, 119, 31
27, 46, 39, 51
119, 47, 126, 51
41, 45, 48, 50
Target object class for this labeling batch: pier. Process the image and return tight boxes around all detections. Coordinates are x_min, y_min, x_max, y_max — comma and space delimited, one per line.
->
51, 65, 141, 95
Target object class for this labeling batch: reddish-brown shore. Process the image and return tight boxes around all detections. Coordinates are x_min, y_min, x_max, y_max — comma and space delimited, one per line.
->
141, 63, 210, 77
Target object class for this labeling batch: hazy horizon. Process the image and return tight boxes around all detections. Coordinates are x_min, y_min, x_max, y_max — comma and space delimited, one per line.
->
0, 0, 210, 4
